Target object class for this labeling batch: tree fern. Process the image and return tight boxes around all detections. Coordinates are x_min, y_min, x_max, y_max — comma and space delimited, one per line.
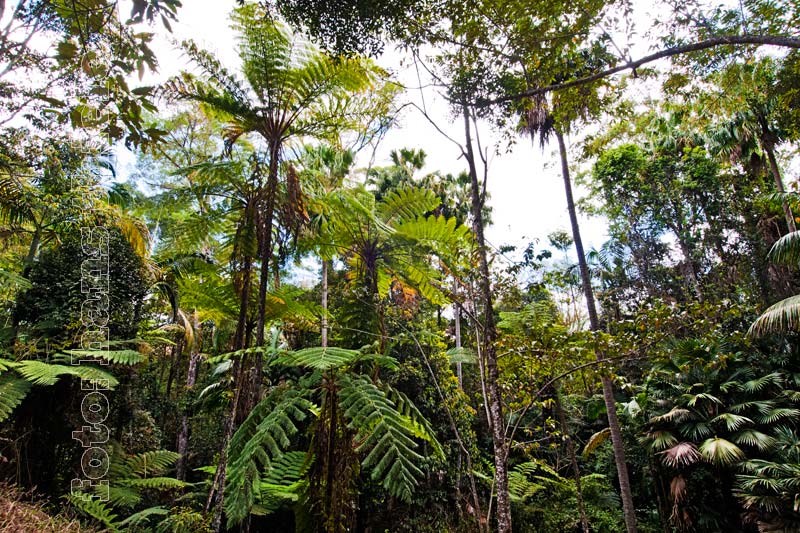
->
377, 187, 440, 224
225, 391, 314, 525
273, 346, 361, 371
0, 374, 32, 423
12, 360, 118, 387
338, 375, 425, 502
62, 349, 143, 365
66, 492, 121, 531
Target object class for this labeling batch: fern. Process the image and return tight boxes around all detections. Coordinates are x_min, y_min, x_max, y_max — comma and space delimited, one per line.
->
394, 214, 469, 246
225, 391, 313, 525
118, 506, 169, 527
0, 374, 32, 423
13, 360, 118, 387
66, 492, 120, 531
377, 187, 440, 224
273, 346, 360, 371
338, 375, 425, 502
62, 349, 143, 365
383, 383, 445, 459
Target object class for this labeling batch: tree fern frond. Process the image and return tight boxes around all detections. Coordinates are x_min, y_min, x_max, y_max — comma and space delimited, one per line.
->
0, 374, 32, 422
66, 493, 120, 531
61, 349, 143, 365
377, 187, 440, 224
225, 391, 313, 525
273, 346, 360, 371
118, 506, 169, 527
338, 375, 425, 502
14, 361, 118, 388
383, 383, 444, 459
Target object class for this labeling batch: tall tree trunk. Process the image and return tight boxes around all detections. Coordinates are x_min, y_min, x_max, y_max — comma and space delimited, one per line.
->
208, 250, 253, 531
23, 226, 41, 273
462, 105, 512, 533
764, 142, 796, 233
553, 387, 590, 533
556, 130, 638, 533
455, 299, 463, 390
321, 259, 329, 348
255, 143, 280, 394
176, 315, 202, 481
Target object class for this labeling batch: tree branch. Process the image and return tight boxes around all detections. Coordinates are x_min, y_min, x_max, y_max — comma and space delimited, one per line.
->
478, 34, 800, 106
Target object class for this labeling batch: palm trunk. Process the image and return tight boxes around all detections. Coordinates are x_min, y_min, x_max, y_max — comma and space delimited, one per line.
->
556, 130, 638, 533
553, 388, 589, 533
321, 259, 329, 347
462, 105, 511, 533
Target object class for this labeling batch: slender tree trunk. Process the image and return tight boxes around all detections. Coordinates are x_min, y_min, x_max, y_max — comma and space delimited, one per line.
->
556, 130, 638, 533
462, 105, 512, 533
23, 227, 40, 272
208, 251, 253, 531
255, 143, 280, 396
553, 388, 590, 533
177, 316, 202, 481
764, 142, 796, 233
321, 259, 329, 347
455, 299, 463, 389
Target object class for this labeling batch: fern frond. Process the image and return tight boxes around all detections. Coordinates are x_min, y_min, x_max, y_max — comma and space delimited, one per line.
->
383, 383, 444, 459
377, 188, 440, 224
338, 375, 425, 502
66, 492, 120, 531
14, 361, 118, 388
273, 346, 360, 371
225, 391, 313, 525
118, 506, 169, 527
61, 349, 143, 365
0, 374, 31, 422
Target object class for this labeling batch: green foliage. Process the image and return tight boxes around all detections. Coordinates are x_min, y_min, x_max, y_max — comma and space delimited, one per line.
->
224, 390, 313, 524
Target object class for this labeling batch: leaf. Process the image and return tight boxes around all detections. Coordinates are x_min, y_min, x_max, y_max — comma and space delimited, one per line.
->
660, 442, 701, 468
0, 374, 32, 423
582, 427, 611, 458
699, 437, 745, 466
339, 375, 425, 502
272, 346, 361, 371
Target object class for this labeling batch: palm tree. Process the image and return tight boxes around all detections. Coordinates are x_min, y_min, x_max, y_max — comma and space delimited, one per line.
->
520, 93, 639, 533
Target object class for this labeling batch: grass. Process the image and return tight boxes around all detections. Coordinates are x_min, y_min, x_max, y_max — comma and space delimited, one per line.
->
0, 483, 94, 532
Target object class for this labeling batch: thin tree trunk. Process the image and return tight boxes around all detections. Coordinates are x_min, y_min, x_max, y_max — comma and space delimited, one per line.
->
176, 316, 202, 481
255, 143, 280, 394
556, 130, 638, 533
23, 227, 40, 272
553, 388, 589, 533
321, 259, 329, 347
454, 278, 463, 389
764, 142, 796, 233
208, 251, 253, 531
462, 105, 512, 533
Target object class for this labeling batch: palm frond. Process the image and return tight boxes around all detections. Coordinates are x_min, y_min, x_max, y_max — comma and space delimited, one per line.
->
749, 295, 800, 336
699, 437, 745, 466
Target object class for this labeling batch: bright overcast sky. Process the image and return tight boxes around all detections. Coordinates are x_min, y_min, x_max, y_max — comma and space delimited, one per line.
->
117, 0, 670, 263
